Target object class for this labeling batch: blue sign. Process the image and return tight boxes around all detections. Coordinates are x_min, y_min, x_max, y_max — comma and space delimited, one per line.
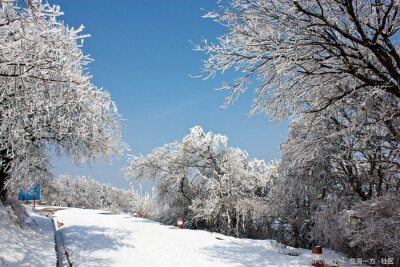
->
18, 185, 40, 200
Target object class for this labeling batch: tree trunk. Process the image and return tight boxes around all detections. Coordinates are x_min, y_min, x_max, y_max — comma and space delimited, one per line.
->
0, 150, 11, 203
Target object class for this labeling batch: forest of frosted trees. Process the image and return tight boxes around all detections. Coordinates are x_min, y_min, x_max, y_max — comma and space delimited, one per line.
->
126, 0, 400, 262
0, 0, 399, 264
40, 175, 159, 218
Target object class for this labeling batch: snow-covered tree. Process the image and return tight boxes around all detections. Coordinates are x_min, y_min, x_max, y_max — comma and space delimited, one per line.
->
265, 159, 331, 248
130, 187, 162, 219
189, 149, 269, 237
313, 191, 400, 262
197, 0, 400, 119
269, 105, 400, 253
282, 99, 399, 202
125, 126, 227, 222
0, 0, 125, 201
124, 126, 269, 236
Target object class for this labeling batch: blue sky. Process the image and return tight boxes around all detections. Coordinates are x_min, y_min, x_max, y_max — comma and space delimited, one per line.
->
49, 0, 288, 190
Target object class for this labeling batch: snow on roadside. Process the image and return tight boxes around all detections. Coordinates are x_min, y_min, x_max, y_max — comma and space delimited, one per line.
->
0, 204, 56, 267
54, 208, 369, 267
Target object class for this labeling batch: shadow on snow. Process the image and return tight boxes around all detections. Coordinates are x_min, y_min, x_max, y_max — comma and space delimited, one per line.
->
60, 225, 134, 266
200, 241, 305, 267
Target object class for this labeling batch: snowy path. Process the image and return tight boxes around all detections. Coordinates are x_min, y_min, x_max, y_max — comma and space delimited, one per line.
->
53, 208, 365, 267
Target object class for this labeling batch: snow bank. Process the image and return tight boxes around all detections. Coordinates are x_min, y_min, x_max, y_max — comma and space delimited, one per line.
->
0, 204, 56, 266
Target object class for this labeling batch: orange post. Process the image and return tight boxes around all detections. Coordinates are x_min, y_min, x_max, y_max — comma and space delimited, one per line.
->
177, 218, 183, 229
311, 246, 324, 267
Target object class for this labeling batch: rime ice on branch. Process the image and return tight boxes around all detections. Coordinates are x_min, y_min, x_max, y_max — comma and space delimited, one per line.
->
197, 0, 400, 119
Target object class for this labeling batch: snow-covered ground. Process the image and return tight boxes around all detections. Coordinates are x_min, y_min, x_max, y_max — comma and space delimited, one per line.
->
0, 205, 370, 267
0, 205, 56, 266
53, 208, 368, 267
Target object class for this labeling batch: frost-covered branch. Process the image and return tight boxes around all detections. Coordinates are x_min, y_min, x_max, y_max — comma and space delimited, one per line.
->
197, 0, 400, 119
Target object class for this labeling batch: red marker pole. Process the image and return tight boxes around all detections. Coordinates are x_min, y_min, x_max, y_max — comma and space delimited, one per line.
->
311, 246, 324, 267
177, 218, 183, 229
